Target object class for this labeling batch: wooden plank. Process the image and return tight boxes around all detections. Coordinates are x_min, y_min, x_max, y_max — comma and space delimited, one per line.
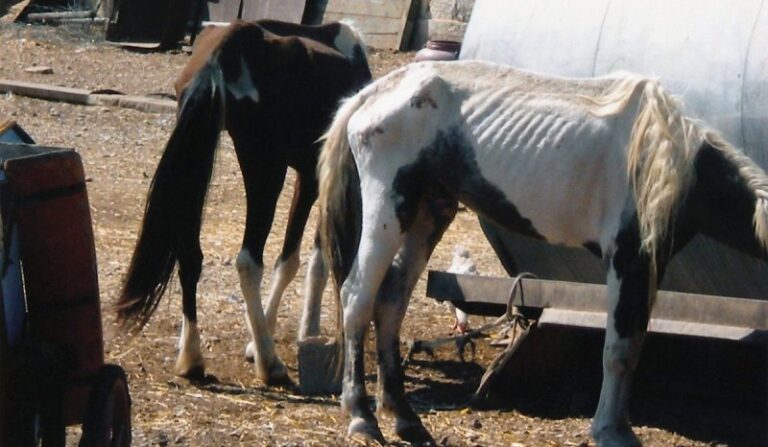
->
0, 79, 177, 113
324, 0, 407, 19
206, 0, 241, 22
354, 34, 404, 50
242, 0, 306, 22
321, 0, 413, 49
426, 271, 768, 330
0, 79, 90, 105
323, 12, 403, 34
90, 94, 177, 114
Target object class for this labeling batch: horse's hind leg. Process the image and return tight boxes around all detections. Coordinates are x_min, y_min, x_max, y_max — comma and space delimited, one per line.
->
375, 193, 457, 444
592, 223, 658, 447
175, 237, 205, 377
299, 231, 328, 340
341, 187, 406, 444
236, 148, 290, 385
264, 170, 318, 336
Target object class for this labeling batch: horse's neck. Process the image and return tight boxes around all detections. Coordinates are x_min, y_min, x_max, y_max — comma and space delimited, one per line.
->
683, 142, 766, 260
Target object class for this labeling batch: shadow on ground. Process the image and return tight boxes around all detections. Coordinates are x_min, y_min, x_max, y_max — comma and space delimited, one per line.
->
404, 330, 768, 447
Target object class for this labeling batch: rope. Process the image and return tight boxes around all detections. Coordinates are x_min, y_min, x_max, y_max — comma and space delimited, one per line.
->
403, 272, 538, 402
471, 272, 537, 404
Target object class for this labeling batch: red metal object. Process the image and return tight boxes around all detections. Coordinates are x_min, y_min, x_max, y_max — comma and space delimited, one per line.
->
6, 151, 104, 425
0, 141, 131, 446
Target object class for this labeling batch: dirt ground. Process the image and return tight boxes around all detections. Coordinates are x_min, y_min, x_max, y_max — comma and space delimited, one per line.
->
0, 21, 754, 446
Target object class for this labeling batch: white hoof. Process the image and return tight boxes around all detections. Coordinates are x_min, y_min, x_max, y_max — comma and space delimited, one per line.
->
245, 341, 255, 362
174, 350, 205, 378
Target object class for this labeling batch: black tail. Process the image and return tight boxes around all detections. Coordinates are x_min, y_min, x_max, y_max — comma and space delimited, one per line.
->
116, 62, 224, 329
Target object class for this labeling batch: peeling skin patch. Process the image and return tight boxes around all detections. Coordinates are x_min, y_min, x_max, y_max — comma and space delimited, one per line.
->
360, 126, 384, 145
392, 126, 544, 240
410, 93, 438, 109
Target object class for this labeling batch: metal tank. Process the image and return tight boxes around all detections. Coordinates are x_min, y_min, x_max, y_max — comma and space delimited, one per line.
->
460, 0, 768, 299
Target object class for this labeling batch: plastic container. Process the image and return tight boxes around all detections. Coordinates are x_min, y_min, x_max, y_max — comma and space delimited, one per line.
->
415, 40, 462, 62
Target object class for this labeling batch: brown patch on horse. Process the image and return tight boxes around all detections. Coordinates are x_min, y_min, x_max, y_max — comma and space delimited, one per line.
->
360, 126, 385, 145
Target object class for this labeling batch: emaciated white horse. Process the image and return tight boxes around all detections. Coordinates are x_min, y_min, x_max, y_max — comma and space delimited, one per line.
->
318, 60, 768, 446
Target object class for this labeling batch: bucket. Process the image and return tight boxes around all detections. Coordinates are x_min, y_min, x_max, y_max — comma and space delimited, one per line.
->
297, 336, 342, 395
414, 40, 462, 62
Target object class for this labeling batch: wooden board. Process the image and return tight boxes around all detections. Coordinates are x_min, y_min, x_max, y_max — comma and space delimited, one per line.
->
320, 0, 414, 50
206, 0, 306, 23
426, 271, 768, 334
0, 79, 90, 105
206, 0, 241, 22
242, 0, 305, 22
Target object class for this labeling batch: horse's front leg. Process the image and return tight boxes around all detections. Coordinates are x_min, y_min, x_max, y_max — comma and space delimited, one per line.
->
264, 171, 318, 336
375, 196, 456, 444
593, 230, 657, 447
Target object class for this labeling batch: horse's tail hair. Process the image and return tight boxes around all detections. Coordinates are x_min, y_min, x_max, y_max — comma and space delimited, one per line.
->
116, 61, 224, 330
626, 80, 698, 259
703, 131, 768, 250
317, 91, 368, 382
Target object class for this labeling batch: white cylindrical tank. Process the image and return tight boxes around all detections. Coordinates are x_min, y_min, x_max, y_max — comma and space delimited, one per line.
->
462, 0, 768, 298
462, 0, 768, 166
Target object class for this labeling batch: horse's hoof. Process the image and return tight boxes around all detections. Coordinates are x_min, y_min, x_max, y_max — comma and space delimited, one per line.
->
244, 341, 255, 363
256, 356, 292, 388
348, 417, 386, 445
174, 352, 205, 378
175, 364, 205, 380
592, 425, 642, 447
396, 420, 435, 445
265, 371, 296, 390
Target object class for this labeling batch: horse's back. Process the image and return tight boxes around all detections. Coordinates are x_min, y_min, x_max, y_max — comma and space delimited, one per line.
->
175, 19, 369, 100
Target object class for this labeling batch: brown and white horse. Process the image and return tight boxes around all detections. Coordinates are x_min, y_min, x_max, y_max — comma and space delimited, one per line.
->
116, 20, 371, 386
318, 60, 768, 446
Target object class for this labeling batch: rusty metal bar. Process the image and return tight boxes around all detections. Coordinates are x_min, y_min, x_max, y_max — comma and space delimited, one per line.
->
426, 271, 768, 331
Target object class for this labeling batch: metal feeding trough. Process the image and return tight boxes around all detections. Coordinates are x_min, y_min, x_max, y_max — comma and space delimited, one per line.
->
0, 117, 131, 446
421, 0, 768, 442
